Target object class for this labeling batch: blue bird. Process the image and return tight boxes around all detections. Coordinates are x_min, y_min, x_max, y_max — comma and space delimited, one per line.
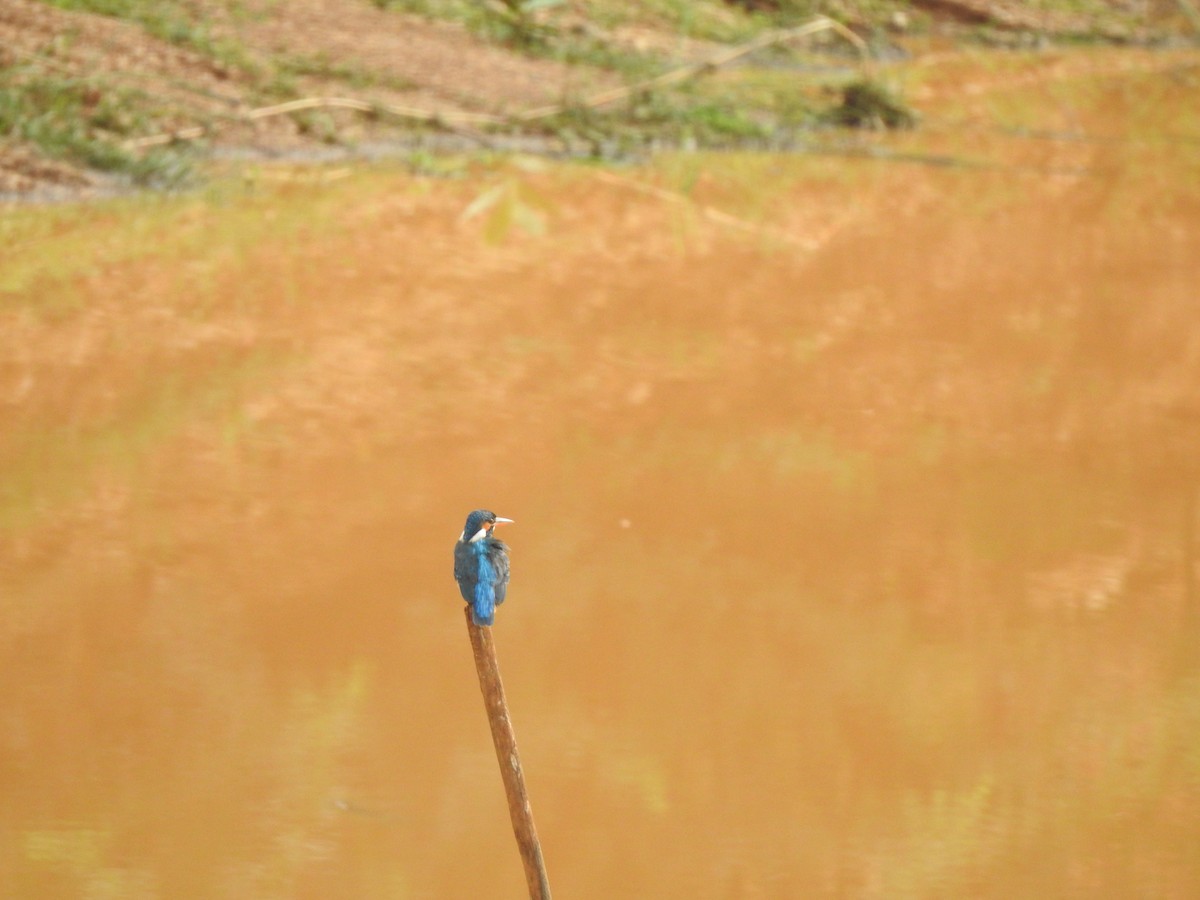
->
454, 509, 513, 627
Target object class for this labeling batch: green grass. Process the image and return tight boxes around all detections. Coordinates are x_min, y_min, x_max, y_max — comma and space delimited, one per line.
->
581, 0, 763, 42
13, 0, 268, 184
0, 69, 192, 185
626, 89, 770, 141
371, 0, 527, 41
39, 0, 257, 72
528, 73, 829, 157
372, 0, 665, 76
272, 54, 419, 94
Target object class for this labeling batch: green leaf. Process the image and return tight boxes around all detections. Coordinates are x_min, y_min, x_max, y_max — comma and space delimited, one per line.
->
483, 191, 515, 244
460, 183, 506, 222
512, 200, 546, 237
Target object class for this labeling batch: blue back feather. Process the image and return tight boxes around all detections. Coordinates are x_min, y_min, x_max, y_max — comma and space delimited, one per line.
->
473, 552, 496, 626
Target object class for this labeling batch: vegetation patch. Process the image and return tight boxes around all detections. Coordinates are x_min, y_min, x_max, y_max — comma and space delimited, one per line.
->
0, 68, 193, 185
39, 0, 256, 70
822, 78, 918, 129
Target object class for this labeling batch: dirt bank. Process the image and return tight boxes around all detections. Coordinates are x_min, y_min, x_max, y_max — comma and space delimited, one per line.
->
1, 0, 1196, 196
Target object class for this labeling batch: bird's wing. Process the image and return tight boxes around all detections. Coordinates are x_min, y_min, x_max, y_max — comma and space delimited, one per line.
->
453, 542, 476, 603
492, 541, 510, 606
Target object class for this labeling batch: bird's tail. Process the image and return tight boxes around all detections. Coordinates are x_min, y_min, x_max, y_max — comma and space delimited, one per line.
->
472, 582, 495, 627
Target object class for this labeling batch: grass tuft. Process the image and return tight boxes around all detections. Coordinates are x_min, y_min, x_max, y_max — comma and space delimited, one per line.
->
0, 69, 194, 185
822, 79, 918, 130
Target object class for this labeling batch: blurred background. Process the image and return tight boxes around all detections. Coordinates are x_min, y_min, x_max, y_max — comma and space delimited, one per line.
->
3, 2, 1200, 897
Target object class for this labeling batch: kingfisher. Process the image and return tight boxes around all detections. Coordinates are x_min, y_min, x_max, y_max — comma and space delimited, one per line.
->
454, 509, 513, 627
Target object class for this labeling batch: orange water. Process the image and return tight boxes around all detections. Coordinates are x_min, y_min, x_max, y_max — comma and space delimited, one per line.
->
2, 48, 1199, 898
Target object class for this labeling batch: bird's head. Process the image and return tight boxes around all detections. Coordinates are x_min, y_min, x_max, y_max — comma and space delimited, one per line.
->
460, 509, 513, 543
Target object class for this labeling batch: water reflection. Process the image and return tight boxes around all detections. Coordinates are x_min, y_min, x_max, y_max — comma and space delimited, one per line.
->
3, 48, 1199, 899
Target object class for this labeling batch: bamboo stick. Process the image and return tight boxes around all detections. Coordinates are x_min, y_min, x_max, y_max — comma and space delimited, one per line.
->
465, 608, 551, 899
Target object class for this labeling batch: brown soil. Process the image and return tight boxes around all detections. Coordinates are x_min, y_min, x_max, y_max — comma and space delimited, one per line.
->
2, 0, 251, 192
1, 0, 1195, 194
4, 0, 635, 194
230, 0, 616, 112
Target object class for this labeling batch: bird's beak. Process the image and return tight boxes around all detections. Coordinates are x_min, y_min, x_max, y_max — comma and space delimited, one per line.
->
493, 517, 514, 526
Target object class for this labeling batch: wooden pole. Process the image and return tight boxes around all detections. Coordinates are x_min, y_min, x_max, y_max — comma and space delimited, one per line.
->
465, 608, 552, 900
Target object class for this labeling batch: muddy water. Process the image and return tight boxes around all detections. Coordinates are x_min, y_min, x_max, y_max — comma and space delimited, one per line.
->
3, 49, 1200, 898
